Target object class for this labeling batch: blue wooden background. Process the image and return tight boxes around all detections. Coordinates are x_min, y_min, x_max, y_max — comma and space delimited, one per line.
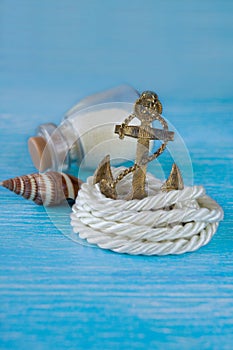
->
1, 1, 233, 349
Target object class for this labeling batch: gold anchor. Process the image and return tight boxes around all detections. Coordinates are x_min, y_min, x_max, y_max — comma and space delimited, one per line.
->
93, 91, 184, 199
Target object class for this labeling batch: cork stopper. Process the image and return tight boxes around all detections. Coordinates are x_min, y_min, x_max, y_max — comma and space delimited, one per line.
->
28, 136, 52, 171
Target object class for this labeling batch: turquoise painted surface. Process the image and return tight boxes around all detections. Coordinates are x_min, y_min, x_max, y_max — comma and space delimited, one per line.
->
0, 1, 233, 349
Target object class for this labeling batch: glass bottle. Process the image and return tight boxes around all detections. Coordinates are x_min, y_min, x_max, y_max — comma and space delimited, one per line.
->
28, 85, 140, 172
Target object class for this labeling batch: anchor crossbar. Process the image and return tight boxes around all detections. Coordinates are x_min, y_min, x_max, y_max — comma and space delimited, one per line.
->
115, 125, 174, 141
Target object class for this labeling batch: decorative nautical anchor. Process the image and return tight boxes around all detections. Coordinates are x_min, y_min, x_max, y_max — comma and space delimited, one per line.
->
93, 91, 184, 199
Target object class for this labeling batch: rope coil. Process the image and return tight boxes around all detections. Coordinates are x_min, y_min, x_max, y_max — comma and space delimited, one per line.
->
71, 167, 223, 255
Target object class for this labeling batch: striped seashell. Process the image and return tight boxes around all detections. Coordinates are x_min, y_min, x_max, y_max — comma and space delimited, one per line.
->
1, 171, 83, 206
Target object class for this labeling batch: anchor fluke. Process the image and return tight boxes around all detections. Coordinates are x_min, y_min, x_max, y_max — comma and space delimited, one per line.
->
161, 163, 184, 192
93, 155, 117, 199
93, 155, 113, 184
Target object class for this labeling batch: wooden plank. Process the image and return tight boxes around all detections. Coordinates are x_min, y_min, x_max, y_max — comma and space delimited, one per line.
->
0, 1, 232, 349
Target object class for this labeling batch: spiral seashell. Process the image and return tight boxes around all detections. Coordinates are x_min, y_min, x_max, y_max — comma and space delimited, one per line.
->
1, 171, 83, 206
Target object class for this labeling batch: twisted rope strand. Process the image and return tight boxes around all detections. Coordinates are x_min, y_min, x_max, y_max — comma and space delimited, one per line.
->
71, 167, 223, 255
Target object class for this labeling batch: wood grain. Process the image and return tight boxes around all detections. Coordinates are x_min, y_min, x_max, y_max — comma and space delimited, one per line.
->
1, 1, 233, 349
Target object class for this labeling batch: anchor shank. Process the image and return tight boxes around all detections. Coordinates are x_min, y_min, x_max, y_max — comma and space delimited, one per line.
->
132, 124, 150, 199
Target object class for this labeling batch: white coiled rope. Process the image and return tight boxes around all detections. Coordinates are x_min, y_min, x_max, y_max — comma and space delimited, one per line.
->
71, 167, 223, 255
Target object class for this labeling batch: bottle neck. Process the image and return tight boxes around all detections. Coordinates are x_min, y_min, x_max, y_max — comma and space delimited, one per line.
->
36, 122, 71, 171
